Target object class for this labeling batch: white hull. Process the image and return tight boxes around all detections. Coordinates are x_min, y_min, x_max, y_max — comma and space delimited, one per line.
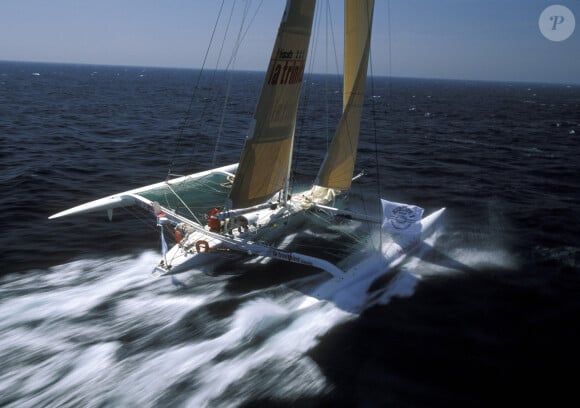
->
308, 208, 445, 309
151, 193, 446, 279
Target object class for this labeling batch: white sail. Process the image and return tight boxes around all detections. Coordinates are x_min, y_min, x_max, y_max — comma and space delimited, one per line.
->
315, 0, 374, 190
228, 0, 316, 210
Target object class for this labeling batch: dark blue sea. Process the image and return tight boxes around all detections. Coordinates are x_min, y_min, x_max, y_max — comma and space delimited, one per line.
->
1, 61, 579, 407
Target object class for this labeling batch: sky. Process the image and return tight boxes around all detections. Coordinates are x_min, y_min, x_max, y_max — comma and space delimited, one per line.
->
1, 0, 579, 84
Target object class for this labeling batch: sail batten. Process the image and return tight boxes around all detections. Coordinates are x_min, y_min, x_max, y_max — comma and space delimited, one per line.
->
315, 0, 374, 190
228, 0, 316, 209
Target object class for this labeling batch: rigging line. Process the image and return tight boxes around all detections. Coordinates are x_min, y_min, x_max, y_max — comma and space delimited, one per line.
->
239, 0, 265, 56
369, 45, 383, 249
199, 1, 236, 136
324, 1, 330, 150
342, 0, 374, 188
212, 0, 264, 167
307, 209, 368, 244
209, 1, 236, 92
168, 0, 226, 178
326, 0, 341, 78
184, 2, 234, 172
291, 0, 323, 192
325, 0, 341, 148
210, 0, 239, 167
163, 182, 203, 225
386, 0, 393, 99
119, 206, 160, 233
186, 0, 238, 171
223, 0, 264, 72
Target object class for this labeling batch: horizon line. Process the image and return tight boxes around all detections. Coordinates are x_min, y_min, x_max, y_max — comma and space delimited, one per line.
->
1, 59, 578, 87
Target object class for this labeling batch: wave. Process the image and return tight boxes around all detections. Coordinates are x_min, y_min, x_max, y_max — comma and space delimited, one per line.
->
0, 209, 522, 407
0, 253, 350, 406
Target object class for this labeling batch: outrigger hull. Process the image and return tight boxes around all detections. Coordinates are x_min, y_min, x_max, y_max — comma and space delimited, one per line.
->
49, 163, 240, 221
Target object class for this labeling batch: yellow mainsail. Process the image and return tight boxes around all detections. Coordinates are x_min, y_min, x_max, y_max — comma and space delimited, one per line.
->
228, 0, 316, 209
315, 0, 374, 190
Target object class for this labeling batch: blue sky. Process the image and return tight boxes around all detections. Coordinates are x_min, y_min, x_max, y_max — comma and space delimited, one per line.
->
1, 0, 579, 83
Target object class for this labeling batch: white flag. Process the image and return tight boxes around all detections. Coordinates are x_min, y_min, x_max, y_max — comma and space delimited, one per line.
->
381, 199, 424, 235
160, 227, 168, 257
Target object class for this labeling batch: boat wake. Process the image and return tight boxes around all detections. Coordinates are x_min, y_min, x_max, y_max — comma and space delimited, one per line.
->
0, 212, 518, 406
0, 254, 351, 407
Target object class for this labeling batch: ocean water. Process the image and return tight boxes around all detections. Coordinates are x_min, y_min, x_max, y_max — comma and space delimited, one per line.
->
1, 61, 580, 406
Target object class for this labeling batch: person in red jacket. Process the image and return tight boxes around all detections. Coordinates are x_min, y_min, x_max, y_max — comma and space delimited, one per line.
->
208, 207, 222, 232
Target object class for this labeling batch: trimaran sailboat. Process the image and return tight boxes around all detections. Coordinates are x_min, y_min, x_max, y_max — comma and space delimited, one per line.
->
50, 0, 445, 281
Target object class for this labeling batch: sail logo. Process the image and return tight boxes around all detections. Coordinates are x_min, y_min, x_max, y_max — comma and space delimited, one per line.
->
387, 206, 421, 230
267, 48, 306, 86
539, 5, 575, 42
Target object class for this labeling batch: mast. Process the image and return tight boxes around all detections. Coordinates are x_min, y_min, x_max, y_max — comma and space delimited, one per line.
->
315, 0, 374, 190
227, 0, 316, 210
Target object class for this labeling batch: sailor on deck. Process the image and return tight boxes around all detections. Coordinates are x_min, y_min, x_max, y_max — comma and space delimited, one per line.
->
208, 207, 222, 232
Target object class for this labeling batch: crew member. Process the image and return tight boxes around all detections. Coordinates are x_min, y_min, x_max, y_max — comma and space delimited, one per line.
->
208, 207, 221, 232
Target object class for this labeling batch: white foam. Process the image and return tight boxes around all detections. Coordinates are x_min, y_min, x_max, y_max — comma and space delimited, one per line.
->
0, 252, 356, 406
183, 299, 351, 406
376, 269, 421, 305
0, 253, 156, 331
4, 222, 509, 407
